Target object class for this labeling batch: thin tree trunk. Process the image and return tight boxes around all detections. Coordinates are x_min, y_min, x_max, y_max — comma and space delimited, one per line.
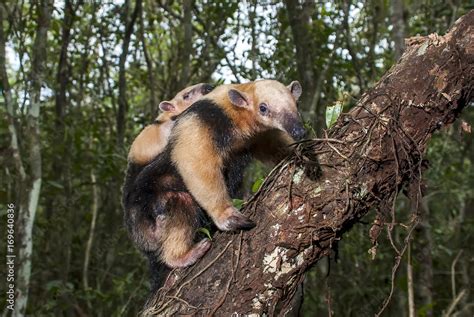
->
249, 0, 258, 80
12, 1, 53, 315
54, 0, 75, 130
53, 0, 78, 284
284, 0, 317, 114
408, 243, 415, 317
83, 170, 99, 294
177, 0, 193, 89
143, 12, 474, 315
117, 0, 142, 147
367, 2, 381, 79
0, 5, 25, 183
391, 0, 407, 60
416, 198, 434, 316
139, 8, 157, 117
341, 0, 366, 92
308, 31, 341, 130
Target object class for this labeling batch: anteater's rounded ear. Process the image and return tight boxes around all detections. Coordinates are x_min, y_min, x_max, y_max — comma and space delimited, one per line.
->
287, 81, 302, 102
228, 89, 249, 108
159, 101, 175, 112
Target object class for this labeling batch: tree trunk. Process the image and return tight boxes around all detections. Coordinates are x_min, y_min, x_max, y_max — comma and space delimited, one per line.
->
415, 198, 434, 317
142, 12, 474, 316
177, 0, 193, 89
408, 243, 415, 317
342, 0, 366, 93
117, 0, 142, 147
284, 0, 316, 114
82, 169, 99, 303
249, 0, 258, 80
391, 0, 407, 60
139, 8, 158, 117
11, 1, 53, 315
53, 0, 77, 284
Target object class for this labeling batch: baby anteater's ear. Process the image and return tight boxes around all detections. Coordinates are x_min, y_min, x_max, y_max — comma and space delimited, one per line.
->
228, 89, 250, 108
159, 101, 176, 112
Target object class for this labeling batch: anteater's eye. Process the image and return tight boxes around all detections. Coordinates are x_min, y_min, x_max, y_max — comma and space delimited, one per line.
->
259, 103, 268, 114
202, 84, 214, 94
183, 93, 190, 100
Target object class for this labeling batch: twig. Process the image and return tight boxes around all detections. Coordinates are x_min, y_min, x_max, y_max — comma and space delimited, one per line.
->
327, 142, 349, 161
292, 138, 346, 145
443, 289, 467, 317
375, 217, 419, 317
451, 250, 463, 300
165, 296, 198, 310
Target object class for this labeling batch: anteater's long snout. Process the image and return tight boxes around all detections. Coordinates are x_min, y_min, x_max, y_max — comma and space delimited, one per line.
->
283, 114, 306, 141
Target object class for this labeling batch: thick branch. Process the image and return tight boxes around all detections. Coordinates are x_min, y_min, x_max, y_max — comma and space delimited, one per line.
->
143, 11, 474, 316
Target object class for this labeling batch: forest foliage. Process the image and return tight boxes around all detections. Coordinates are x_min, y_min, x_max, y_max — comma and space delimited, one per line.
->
0, 1, 473, 316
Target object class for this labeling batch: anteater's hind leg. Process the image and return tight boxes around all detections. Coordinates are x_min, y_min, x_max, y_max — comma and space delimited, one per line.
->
160, 192, 211, 268
161, 234, 211, 268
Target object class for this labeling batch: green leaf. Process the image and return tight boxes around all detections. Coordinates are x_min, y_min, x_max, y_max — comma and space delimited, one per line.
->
197, 227, 212, 240
325, 101, 343, 128
232, 198, 244, 209
251, 178, 264, 193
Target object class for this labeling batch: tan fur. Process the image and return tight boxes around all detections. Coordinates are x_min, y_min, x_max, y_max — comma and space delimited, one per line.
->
128, 121, 174, 165
128, 83, 213, 164
171, 115, 232, 226
161, 225, 193, 263
171, 80, 302, 230
158, 190, 210, 267
161, 237, 211, 268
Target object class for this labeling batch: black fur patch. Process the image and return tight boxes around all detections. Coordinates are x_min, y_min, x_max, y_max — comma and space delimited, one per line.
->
224, 149, 252, 198
183, 99, 235, 151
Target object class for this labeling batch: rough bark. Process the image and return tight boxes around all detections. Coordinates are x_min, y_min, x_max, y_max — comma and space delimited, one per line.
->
142, 12, 474, 316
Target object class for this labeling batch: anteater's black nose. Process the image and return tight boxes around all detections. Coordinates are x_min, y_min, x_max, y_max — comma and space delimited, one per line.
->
292, 126, 306, 141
